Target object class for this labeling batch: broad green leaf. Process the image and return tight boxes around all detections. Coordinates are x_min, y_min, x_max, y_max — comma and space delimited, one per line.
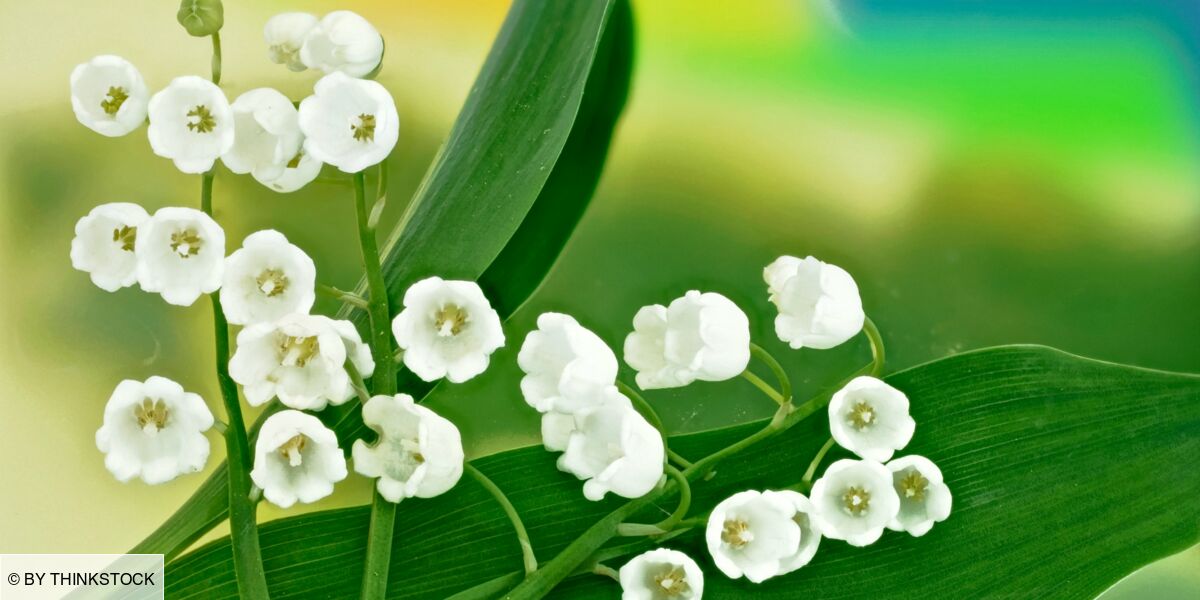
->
164, 346, 1200, 598
132, 0, 633, 559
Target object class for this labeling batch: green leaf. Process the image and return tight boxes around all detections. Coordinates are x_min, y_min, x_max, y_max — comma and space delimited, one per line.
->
132, 0, 633, 560
176, 0, 223, 37
164, 346, 1200, 598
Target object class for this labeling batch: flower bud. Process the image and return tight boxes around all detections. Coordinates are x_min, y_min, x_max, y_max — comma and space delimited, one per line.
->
177, 0, 224, 37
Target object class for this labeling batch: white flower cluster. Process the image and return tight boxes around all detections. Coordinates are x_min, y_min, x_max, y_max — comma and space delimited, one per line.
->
70, 11, 394, 195
518, 313, 665, 501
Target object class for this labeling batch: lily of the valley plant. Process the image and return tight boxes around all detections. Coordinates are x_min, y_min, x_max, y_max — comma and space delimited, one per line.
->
71, 2, 954, 599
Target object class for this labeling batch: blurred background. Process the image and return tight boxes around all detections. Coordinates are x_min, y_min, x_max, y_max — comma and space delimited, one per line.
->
0, 0, 1196, 596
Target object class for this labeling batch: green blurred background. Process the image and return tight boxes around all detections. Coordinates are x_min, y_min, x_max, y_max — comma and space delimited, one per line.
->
1, 0, 1196, 596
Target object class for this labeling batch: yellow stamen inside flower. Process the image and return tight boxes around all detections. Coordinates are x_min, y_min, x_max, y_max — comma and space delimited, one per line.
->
101, 86, 130, 116
721, 518, 752, 548
134, 398, 169, 433
279, 434, 308, 467
351, 113, 376, 142
900, 470, 929, 502
653, 566, 690, 597
256, 269, 289, 297
286, 151, 303, 169
848, 400, 876, 430
842, 485, 871, 516
112, 225, 137, 252
170, 229, 202, 258
434, 304, 468, 337
187, 105, 217, 133
279, 335, 320, 367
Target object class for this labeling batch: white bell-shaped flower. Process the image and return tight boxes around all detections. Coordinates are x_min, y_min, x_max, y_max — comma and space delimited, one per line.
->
619, 548, 704, 600
70, 55, 149, 137
220, 230, 316, 326
298, 72, 399, 173
222, 88, 304, 186
256, 148, 323, 193
764, 255, 865, 350
886, 455, 952, 537
391, 277, 505, 383
229, 313, 375, 410
299, 11, 384, 78
624, 290, 750, 390
250, 410, 347, 508
147, 76, 234, 174
95, 376, 214, 485
352, 394, 464, 503
134, 207, 225, 306
705, 490, 801, 583
810, 458, 900, 547
772, 490, 822, 575
518, 312, 617, 413
828, 376, 915, 463
264, 12, 318, 72
70, 202, 149, 292
552, 388, 664, 501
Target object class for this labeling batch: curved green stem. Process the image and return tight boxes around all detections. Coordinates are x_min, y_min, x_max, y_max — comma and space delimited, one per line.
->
739, 369, 786, 406
800, 437, 837, 491
750, 343, 792, 402
354, 170, 399, 600
863, 316, 885, 378
466, 464, 538, 575
616, 381, 692, 467
200, 172, 269, 599
210, 32, 222, 85
318, 284, 369, 309
653, 464, 690, 530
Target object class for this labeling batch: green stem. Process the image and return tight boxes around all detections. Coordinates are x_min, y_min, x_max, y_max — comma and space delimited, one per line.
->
591, 564, 619, 582
354, 170, 399, 600
739, 369, 786, 406
368, 159, 389, 230
318, 283, 369, 309
465, 464, 538, 575
210, 32, 222, 85
200, 171, 269, 599
653, 464, 691, 530
800, 437, 837, 491
750, 343, 792, 402
616, 380, 692, 466
345, 358, 372, 404
863, 316, 885, 377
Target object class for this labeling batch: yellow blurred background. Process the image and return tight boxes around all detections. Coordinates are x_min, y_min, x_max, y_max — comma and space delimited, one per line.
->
1, 0, 1196, 597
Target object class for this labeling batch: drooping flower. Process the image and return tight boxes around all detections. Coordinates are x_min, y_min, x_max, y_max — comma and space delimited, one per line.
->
810, 458, 900, 547
352, 394, 464, 503
771, 490, 822, 575
619, 548, 704, 600
391, 277, 504, 383
828, 376, 915, 463
299, 11, 384, 78
256, 147, 323, 193
264, 12, 319, 72
705, 490, 801, 583
298, 72, 399, 173
518, 312, 617, 413
229, 313, 375, 410
70, 202, 150, 292
886, 455, 952, 537
551, 388, 664, 501
220, 230, 316, 326
147, 76, 234, 174
134, 207, 225, 306
70, 55, 149, 137
763, 255, 865, 350
250, 410, 347, 508
624, 290, 750, 390
95, 376, 214, 485
222, 88, 304, 187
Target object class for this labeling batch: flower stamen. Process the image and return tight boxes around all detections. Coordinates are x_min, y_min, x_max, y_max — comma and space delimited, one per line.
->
133, 398, 170, 434
170, 229, 202, 258
900, 470, 929, 502
721, 518, 753, 548
186, 105, 217, 133
848, 400, 876, 430
286, 151, 303, 169
101, 86, 130, 116
351, 113, 376, 142
256, 268, 290, 297
279, 335, 320, 367
653, 566, 690, 597
842, 485, 871, 516
433, 304, 468, 337
279, 434, 308, 467
112, 225, 137, 252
